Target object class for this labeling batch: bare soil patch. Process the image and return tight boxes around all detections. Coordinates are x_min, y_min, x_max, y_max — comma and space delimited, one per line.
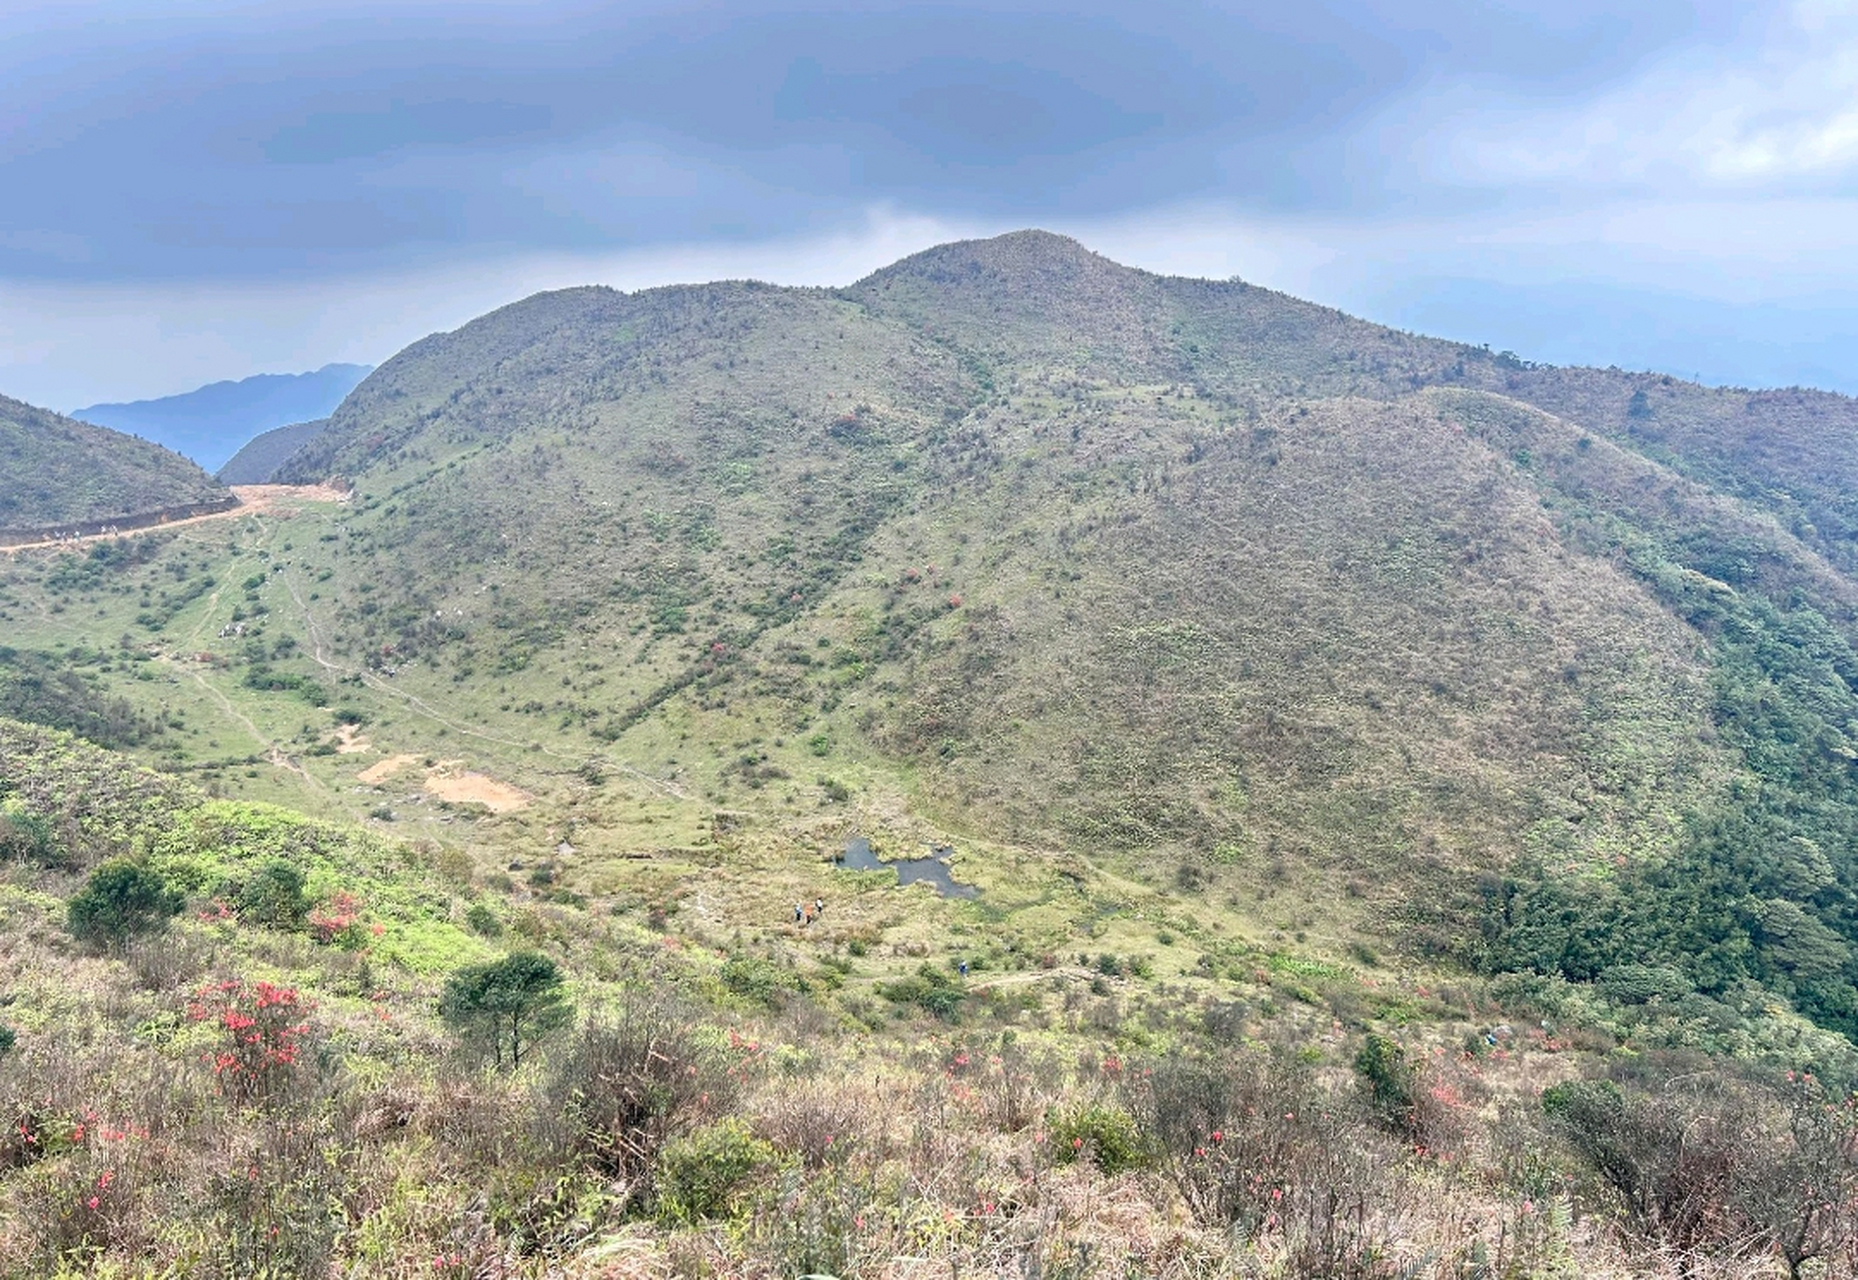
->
229, 482, 352, 510
358, 754, 420, 785
423, 767, 531, 813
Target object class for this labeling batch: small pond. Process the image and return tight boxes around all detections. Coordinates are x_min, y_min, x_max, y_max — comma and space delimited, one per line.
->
836, 836, 979, 899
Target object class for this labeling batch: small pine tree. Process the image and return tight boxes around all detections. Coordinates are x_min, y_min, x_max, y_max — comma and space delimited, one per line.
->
67, 859, 183, 950
440, 950, 572, 1069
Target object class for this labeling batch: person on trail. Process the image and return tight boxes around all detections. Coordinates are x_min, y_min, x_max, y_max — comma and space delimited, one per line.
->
814, 897, 825, 917
794, 903, 804, 923
958, 960, 969, 978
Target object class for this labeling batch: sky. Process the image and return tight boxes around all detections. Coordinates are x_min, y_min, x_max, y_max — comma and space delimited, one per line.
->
3, 0, 1857, 409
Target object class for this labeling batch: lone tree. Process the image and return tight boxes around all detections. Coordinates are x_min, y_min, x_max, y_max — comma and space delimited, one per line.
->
67, 859, 183, 950
440, 950, 572, 1069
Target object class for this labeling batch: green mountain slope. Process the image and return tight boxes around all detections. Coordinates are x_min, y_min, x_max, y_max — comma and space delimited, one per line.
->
0, 392, 231, 534
68, 231, 1858, 1042
10, 234, 1858, 1275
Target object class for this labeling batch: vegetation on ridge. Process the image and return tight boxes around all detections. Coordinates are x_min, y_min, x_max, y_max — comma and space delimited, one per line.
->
5, 231, 1858, 1274
0, 393, 230, 533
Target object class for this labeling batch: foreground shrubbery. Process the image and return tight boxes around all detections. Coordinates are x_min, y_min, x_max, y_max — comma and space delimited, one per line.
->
3, 716, 1856, 1276
1, 935, 1853, 1279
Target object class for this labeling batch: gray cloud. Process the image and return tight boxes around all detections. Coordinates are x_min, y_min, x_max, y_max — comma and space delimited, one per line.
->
1, 0, 1852, 405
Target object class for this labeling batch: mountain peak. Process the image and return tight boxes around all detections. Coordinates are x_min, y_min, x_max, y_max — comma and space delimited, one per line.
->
849, 229, 1166, 372
855, 228, 1123, 290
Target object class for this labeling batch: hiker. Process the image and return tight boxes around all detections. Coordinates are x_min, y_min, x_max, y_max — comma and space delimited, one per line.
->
958, 960, 969, 978
793, 903, 804, 924
814, 897, 825, 917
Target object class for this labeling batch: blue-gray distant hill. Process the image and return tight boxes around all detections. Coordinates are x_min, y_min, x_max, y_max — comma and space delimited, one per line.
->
73, 363, 371, 472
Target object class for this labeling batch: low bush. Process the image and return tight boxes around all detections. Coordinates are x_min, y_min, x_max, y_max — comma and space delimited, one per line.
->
1049, 1101, 1148, 1175
655, 1117, 779, 1224
539, 999, 730, 1210
235, 859, 309, 930
66, 859, 182, 950
1130, 1050, 1405, 1275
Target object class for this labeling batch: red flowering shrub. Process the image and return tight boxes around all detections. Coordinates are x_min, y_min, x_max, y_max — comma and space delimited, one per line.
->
307, 890, 367, 949
188, 980, 313, 1103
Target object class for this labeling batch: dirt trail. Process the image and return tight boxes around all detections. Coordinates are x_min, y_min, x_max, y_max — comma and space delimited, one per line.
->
0, 484, 348, 555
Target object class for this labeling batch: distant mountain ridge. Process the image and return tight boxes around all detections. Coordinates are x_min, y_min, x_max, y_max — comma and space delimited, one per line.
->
74, 363, 370, 471
215, 417, 332, 484
0, 392, 230, 537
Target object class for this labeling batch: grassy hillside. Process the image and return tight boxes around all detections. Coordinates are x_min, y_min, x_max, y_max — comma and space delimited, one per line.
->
0, 394, 230, 534
5, 232, 1858, 1274
267, 235, 1858, 1030
1, 715, 1854, 1277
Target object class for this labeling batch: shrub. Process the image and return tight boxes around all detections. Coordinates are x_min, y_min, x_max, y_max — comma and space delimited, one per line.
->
236, 859, 310, 929
1050, 1102, 1148, 1175
0, 805, 58, 867
540, 1001, 728, 1208
1129, 1050, 1401, 1274
307, 890, 366, 948
1354, 1033, 1418, 1132
440, 950, 572, 1069
1543, 1066, 1858, 1274
877, 964, 963, 1020
655, 1118, 778, 1224
66, 859, 183, 950
187, 978, 313, 1103
464, 902, 503, 937
721, 954, 799, 1008
0, 1024, 14, 1059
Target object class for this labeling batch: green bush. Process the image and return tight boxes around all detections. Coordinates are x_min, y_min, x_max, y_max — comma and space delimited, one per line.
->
0, 805, 58, 867
655, 1118, 778, 1224
720, 955, 798, 1008
67, 859, 183, 950
1050, 1102, 1149, 1175
237, 859, 310, 929
877, 964, 963, 1020
464, 902, 503, 937
1353, 1033, 1417, 1131
0, 1024, 15, 1058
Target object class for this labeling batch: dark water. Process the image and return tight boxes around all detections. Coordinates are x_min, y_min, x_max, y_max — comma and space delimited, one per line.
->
837, 836, 979, 899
